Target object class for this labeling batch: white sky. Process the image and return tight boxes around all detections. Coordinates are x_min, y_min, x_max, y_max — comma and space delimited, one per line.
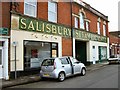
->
83, 0, 119, 32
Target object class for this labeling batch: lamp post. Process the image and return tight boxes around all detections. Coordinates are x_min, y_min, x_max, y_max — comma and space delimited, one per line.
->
12, 41, 18, 79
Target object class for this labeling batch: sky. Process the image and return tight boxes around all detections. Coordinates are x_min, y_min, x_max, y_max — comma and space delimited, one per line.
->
83, 0, 119, 32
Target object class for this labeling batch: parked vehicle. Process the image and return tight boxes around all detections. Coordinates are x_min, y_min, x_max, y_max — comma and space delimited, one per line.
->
40, 56, 86, 81
108, 57, 120, 64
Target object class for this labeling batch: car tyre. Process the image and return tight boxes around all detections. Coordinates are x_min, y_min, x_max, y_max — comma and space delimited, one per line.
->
40, 77, 45, 81
81, 68, 86, 76
58, 72, 65, 82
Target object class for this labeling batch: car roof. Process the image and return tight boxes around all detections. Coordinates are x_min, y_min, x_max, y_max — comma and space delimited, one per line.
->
43, 56, 73, 60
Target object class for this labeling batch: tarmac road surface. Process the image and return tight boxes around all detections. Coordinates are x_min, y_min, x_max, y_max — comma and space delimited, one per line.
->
9, 64, 119, 88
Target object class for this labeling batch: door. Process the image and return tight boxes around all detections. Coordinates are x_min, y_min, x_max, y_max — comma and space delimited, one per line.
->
0, 47, 3, 79
75, 41, 87, 65
92, 46, 96, 64
73, 58, 81, 74
60, 58, 72, 76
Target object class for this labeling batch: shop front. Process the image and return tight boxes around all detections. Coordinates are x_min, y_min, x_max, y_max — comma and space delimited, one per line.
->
24, 40, 58, 70
0, 28, 9, 80
73, 29, 108, 65
10, 14, 71, 77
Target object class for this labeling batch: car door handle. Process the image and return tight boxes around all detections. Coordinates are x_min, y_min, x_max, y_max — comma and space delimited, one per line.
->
62, 66, 64, 67
73, 65, 75, 66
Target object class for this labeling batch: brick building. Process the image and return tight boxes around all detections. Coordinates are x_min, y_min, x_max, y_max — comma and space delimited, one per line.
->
109, 31, 120, 58
0, 0, 109, 79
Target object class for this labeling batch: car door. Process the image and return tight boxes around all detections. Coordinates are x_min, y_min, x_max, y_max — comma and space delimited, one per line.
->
59, 58, 72, 76
69, 57, 81, 74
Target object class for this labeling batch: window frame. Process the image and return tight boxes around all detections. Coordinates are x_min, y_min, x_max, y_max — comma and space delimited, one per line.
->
80, 12, 85, 29
48, 1, 57, 23
60, 58, 69, 65
97, 21, 101, 34
103, 24, 106, 36
85, 21, 90, 31
74, 17, 79, 28
24, 0, 37, 17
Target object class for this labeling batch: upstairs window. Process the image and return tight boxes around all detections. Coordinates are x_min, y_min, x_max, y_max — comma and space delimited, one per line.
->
74, 17, 79, 28
24, 0, 37, 17
103, 24, 106, 36
80, 13, 85, 29
97, 18, 101, 35
97, 22, 101, 34
48, 1, 57, 23
85, 21, 90, 31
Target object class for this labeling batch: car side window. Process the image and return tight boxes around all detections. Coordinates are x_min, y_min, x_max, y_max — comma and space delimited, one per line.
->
70, 57, 79, 64
60, 58, 69, 64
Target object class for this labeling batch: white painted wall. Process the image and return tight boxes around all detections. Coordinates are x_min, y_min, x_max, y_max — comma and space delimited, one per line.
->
0, 38, 9, 80
88, 41, 108, 63
10, 30, 62, 71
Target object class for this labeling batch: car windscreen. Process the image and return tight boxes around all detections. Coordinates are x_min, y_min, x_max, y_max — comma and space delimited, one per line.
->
41, 59, 55, 66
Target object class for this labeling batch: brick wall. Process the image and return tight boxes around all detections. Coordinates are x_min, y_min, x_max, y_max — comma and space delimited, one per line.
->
109, 34, 120, 44
62, 37, 72, 56
58, 2, 71, 26
1, 2, 11, 28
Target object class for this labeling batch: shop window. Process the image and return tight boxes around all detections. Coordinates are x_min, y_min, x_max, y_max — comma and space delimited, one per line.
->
24, 41, 58, 70
48, 1, 57, 23
24, 0, 37, 17
99, 46, 107, 60
80, 13, 85, 29
74, 17, 79, 28
52, 43, 58, 58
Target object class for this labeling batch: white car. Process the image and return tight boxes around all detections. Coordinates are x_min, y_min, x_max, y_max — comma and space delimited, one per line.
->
108, 57, 120, 64
40, 56, 86, 81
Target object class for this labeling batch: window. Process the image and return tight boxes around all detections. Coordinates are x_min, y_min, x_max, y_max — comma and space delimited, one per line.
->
24, 41, 58, 69
52, 43, 58, 58
86, 21, 90, 31
75, 17, 79, 28
42, 59, 54, 66
60, 58, 69, 64
48, 1, 57, 23
80, 13, 85, 29
97, 22, 100, 34
24, 0, 37, 17
103, 24, 106, 36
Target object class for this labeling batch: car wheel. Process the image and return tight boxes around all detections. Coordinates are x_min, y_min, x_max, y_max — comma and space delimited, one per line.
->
81, 68, 86, 76
40, 77, 45, 81
58, 72, 65, 82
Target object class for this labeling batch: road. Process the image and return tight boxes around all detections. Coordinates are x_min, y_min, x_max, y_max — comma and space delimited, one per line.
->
9, 65, 119, 88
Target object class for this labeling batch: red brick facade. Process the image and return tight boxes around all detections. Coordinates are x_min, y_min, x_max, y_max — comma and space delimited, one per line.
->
62, 38, 72, 56
10, 1, 109, 37
1, 1, 109, 79
109, 34, 120, 57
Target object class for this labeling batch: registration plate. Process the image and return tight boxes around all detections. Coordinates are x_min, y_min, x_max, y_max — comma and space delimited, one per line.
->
43, 74, 50, 76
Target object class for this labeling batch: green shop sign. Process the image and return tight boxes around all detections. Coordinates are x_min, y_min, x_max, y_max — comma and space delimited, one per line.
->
74, 29, 107, 43
0, 28, 8, 35
19, 17, 71, 38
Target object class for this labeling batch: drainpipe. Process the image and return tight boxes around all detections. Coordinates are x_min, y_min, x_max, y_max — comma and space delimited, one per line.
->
70, 0, 73, 57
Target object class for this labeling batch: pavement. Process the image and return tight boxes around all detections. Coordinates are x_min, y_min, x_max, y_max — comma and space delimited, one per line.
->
1, 61, 109, 89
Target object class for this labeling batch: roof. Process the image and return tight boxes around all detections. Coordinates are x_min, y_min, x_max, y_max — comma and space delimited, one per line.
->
109, 31, 120, 38
73, 0, 108, 21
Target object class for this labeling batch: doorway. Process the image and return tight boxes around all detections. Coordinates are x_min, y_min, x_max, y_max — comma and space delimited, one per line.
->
0, 47, 3, 78
75, 40, 87, 65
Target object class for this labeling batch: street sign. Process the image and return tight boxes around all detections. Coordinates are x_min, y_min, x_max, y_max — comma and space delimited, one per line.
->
0, 28, 9, 35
